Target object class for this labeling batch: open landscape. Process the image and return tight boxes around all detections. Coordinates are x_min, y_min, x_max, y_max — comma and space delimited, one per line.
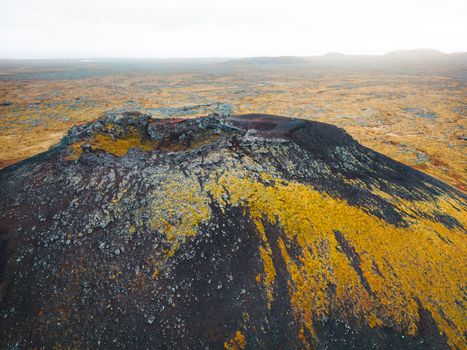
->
1, 52, 466, 191
1, 0, 466, 348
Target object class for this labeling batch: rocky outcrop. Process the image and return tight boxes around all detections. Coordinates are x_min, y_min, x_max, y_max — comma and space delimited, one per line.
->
0, 111, 465, 349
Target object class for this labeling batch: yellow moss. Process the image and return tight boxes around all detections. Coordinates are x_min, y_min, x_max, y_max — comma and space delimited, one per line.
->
151, 269, 160, 279
65, 141, 85, 160
90, 133, 155, 156
298, 327, 313, 350
259, 245, 277, 308
64, 140, 466, 347
224, 330, 246, 350
206, 172, 467, 349
66, 129, 156, 160
368, 313, 384, 328
148, 175, 211, 261
66, 126, 224, 161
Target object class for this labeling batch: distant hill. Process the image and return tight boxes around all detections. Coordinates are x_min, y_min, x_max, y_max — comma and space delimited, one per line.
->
221, 50, 467, 71
223, 56, 307, 66
1, 51, 465, 78
384, 48, 446, 58
324, 51, 346, 56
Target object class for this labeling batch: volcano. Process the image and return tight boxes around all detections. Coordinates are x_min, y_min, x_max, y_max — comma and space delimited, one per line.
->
0, 112, 465, 349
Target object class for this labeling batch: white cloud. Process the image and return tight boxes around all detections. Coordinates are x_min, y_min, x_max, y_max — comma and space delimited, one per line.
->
0, 0, 465, 58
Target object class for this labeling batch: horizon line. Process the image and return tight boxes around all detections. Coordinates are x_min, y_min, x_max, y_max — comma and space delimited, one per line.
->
1, 48, 467, 60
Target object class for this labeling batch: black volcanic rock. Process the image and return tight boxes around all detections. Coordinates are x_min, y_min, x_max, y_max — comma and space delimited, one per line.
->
0, 112, 465, 349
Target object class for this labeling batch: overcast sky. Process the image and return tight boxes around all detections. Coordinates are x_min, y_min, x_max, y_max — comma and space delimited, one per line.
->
0, 0, 466, 58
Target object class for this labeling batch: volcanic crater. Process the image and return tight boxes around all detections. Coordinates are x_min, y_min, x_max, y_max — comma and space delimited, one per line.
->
0, 111, 465, 349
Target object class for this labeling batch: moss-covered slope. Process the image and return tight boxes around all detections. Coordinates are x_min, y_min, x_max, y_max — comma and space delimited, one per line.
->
0, 112, 465, 349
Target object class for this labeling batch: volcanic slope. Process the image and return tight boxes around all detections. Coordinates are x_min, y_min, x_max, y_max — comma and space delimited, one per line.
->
0, 112, 466, 349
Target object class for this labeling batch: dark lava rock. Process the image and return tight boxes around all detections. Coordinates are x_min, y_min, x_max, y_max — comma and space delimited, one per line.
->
0, 111, 465, 349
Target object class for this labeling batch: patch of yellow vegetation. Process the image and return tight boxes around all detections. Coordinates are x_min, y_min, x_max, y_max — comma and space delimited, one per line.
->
89, 133, 155, 156
66, 127, 223, 160
259, 245, 276, 308
207, 171, 467, 349
66, 128, 156, 160
224, 330, 246, 350
65, 141, 85, 160
148, 176, 211, 261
